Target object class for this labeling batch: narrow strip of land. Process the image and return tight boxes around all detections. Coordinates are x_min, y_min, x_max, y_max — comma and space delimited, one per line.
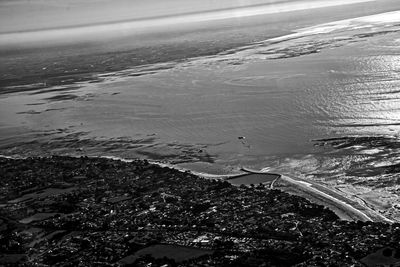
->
280, 175, 372, 222
238, 168, 393, 223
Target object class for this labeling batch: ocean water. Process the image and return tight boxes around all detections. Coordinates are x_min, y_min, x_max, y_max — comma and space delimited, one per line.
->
1, 6, 400, 219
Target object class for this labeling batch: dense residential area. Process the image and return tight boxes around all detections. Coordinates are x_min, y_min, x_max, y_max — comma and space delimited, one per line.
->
1, 156, 400, 266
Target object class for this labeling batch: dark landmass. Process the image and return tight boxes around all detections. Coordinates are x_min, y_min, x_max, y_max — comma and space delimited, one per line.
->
1, 156, 400, 266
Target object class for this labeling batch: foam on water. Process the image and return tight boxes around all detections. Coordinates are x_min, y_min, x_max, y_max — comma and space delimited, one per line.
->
361, 148, 383, 155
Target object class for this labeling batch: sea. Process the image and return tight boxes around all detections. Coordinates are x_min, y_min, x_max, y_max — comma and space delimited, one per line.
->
1, 0, 400, 220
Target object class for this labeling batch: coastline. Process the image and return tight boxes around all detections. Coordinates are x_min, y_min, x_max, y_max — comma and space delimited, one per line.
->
233, 166, 393, 223
1, 154, 393, 223
2, 155, 400, 266
155, 161, 395, 223
2, 1, 400, 265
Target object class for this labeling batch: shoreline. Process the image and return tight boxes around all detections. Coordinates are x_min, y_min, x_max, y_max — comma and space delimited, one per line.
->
167, 161, 394, 223
4, 155, 400, 266
1, 154, 393, 223
237, 167, 393, 223
110, 157, 397, 223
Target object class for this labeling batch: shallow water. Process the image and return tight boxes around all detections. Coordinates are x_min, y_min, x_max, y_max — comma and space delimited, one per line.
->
1, 11, 400, 167
227, 174, 279, 186
1, 5, 400, 219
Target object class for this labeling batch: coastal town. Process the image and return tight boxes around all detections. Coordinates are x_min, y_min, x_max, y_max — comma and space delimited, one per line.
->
1, 156, 400, 266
